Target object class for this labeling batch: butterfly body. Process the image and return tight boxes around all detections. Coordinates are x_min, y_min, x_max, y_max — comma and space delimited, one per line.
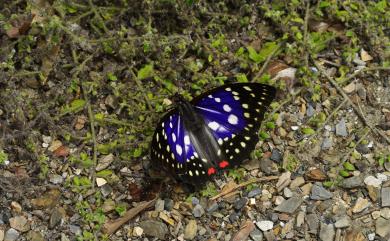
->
150, 83, 276, 185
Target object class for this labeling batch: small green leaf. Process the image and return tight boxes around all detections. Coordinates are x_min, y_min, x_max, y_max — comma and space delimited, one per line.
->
259, 131, 270, 140
95, 113, 104, 121
265, 122, 275, 129
235, 73, 248, 83
302, 127, 315, 135
97, 169, 113, 178
61, 99, 86, 115
107, 72, 117, 81
137, 64, 154, 80
339, 170, 350, 177
133, 147, 142, 158
343, 162, 355, 171
323, 181, 334, 188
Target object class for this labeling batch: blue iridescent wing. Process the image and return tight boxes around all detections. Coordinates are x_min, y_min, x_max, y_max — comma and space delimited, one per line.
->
192, 83, 276, 167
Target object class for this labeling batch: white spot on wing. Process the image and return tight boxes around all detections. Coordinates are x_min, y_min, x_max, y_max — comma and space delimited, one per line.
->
240, 142, 246, 147
228, 114, 238, 125
172, 133, 176, 142
176, 144, 183, 156
184, 135, 190, 145
242, 104, 248, 109
215, 97, 221, 103
218, 138, 223, 145
225, 87, 231, 91
223, 104, 232, 112
244, 86, 252, 91
208, 121, 220, 131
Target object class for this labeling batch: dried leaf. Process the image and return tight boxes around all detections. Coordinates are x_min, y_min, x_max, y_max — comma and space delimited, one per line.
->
230, 220, 255, 241
306, 168, 327, 181
6, 14, 35, 38
53, 145, 70, 157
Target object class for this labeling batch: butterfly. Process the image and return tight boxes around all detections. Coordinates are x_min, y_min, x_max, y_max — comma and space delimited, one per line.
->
150, 83, 276, 186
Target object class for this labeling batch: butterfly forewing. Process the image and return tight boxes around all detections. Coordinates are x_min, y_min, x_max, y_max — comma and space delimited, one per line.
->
192, 83, 276, 167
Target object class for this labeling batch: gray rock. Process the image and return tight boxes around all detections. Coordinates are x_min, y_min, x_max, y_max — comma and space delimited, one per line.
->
375, 217, 390, 238
274, 196, 303, 214
336, 119, 348, 137
139, 220, 168, 240
270, 149, 282, 163
341, 176, 363, 189
283, 187, 293, 198
250, 228, 264, 241
155, 199, 165, 212
100, 184, 113, 197
184, 220, 197, 240
263, 230, 276, 241
49, 174, 64, 184
4, 228, 19, 241
310, 184, 333, 200
306, 213, 319, 233
193, 204, 205, 218
334, 216, 351, 228
229, 211, 240, 222
164, 198, 174, 211
381, 187, 390, 207
234, 197, 248, 210
321, 137, 332, 150
319, 223, 335, 241
307, 104, 315, 117
206, 202, 219, 213
260, 158, 275, 175
68, 225, 81, 235
61, 233, 70, 241
248, 188, 262, 198
384, 161, 390, 172
26, 231, 44, 241
356, 144, 369, 154
256, 220, 274, 232
49, 208, 64, 228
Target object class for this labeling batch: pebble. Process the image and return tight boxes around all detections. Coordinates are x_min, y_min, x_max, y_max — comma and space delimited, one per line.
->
26, 231, 44, 241
290, 176, 305, 189
191, 197, 200, 206
381, 208, 390, 219
306, 213, 319, 233
356, 144, 369, 154
296, 211, 305, 227
341, 176, 363, 189
49, 208, 65, 228
260, 158, 276, 175
310, 184, 333, 200
4, 228, 19, 241
307, 104, 315, 117
319, 223, 335, 241
335, 119, 348, 137
364, 176, 382, 188
96, 153, 114, 171
229, 211, 240, 222
352, 197, 370, 213
193, 204, 205, 218
95, 177, 107, 187
381, 187, 390, 207
283, 188, 293, 198
270, 149, 283, 163
164, 199, 174, 211
69, 225, 81, 236
248, 188, 262, 198
234, 197, 248, 210
9, 216, 29, 232
249, 228, 263, 241
100, 184, 112, 197
274, 196, 303, 214
334, 216, 351, 228
206, 202, 219, 213
49, 174, 64, 184
276, 172, 291, 192
139, 220, 168, 239
256, 220, 274, 232
321, 137, 332, 149
184, 220, 197, 240
375, 217, 390, 237
10, 202, 22, 213
132, 227, 143, 237
155, 199, 165, 212
368, 233, 375, 240
0, 230, 4, 241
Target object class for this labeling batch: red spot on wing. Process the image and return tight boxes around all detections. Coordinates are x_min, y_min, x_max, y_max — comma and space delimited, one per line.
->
219, 160, 229, 168
207, 167, 216, 176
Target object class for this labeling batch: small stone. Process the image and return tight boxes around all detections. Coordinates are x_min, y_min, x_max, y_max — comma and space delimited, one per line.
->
191, 197, 200, 205
249, 198, 256, 205
343, 82, 356, 94
69, 225, 81, 235
291, 126, 299, 131
381, 208, 390, 219
274, 196, 285, 206
248, 188, 262, 198
296, 211, 305, 227
377, 173, 388, 182
206, 202, 219, 213
102, 199, 115, 213
161, 199, 172, 211
352, 197, 370, 213
290, 176, 305, 189
368, 233, 375, 240
300, 183, 313, 195
307, 104, 315, 117
334, 216, 351, 228
155, 199, 165, 212
361, 49, 373, 62
260, 158, 276, 175
0, 229, 4, 241
276, 172, 291, 192
132, 227, 143, 237
270, 149, 283, 163
159, 212, 175, 226
263, 230, 275, 241
310, 184, 333, 200
193, 204, 205, 218
306, 213, 319, 233
336, 119, 348, 137
139, 220, 168, 240
256, 220, 274, 232
50, 207, 65, 228
234, 197, 248, 210
100, 184, 112, 197
249, 228, 263, 241
96, 178, 107, 187
229, 211, 240, 222
283, 188, 293, 198
364, 176, 382, 188
26, 231, 44, 241
96, 154, 114, 171
375, 217, 390, 237
49, 174, 63, 184
10, 202, 22, 213
372, 211, 381, 219
4, 228, 19, 241
9, 216, 29, 232
381, 187, 390, 207
274, 196, 303, 214
306, 168, 327, 181
321, 137, 332, 150
184, 220, 197, 240
341, 176, 363, 189
319, 223, 335, 241
356, 144, 369, 154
